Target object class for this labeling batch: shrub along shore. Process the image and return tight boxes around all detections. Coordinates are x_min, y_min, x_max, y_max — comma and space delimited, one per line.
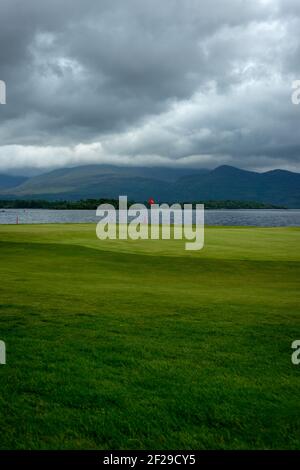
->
0, 198, 285, 210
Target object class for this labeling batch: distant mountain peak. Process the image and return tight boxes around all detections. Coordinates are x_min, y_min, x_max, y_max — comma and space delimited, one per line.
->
212, 165, 252, 175
264, 168, 295, 175
0, 164, 299, 207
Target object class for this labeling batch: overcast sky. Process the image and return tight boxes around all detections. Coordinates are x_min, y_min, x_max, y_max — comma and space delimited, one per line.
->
0, 0, 300, 174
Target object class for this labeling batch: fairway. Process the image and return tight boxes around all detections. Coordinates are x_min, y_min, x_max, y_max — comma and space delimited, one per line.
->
0, 224, 299, 449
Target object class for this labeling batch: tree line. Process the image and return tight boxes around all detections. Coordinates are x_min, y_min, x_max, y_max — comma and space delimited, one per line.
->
0, 198, 285, 210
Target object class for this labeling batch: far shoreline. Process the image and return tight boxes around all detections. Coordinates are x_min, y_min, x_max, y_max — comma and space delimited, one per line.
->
0, 198, 289, 211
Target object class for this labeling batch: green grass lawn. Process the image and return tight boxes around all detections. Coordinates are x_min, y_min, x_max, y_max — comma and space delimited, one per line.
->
0, 224, 299, 449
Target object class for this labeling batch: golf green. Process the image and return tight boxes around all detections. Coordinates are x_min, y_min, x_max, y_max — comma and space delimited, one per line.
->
0, 224, 299, 449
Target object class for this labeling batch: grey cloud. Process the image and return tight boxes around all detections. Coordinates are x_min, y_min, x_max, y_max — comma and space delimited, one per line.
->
0, 0, 300, 172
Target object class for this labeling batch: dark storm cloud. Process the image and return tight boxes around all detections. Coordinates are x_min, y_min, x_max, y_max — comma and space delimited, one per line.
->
0, 0, 300, 172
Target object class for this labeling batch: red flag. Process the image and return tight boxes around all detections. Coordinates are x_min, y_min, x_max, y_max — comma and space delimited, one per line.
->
148, 198, 155, 205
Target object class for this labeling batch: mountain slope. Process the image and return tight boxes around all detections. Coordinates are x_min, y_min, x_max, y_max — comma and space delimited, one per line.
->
3, 164, 202, 191
1, 164, 299, 207
0, 165, 204, 201
171, 166, 300, 207
0, 174, 28, 191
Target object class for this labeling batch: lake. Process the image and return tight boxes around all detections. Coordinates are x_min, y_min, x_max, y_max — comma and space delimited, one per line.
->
1, 208, 300, 226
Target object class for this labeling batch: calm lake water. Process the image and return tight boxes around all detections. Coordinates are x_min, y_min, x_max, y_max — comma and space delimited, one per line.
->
1, 209, 300, 227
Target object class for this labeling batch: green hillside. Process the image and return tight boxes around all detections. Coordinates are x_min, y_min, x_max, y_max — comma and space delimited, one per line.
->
1, 165, 299, 207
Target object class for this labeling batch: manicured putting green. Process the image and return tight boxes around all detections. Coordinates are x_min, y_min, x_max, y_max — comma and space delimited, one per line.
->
0, 224, 299, 449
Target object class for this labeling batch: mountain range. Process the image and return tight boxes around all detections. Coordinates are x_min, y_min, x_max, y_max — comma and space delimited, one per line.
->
0, 174, 28, 190
0, 164, 299, 207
